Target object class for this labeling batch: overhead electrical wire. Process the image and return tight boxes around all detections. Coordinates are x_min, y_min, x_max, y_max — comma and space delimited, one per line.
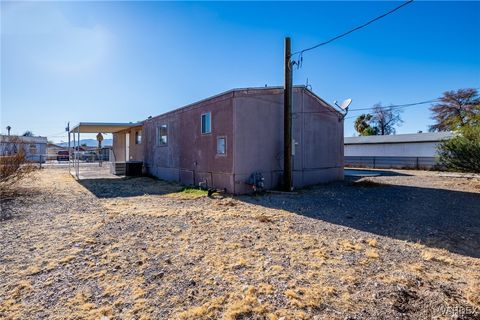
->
343, 99, 438, 119
348, 98, 439, 112
300, 97, 440, 117
290, 0, 414, 67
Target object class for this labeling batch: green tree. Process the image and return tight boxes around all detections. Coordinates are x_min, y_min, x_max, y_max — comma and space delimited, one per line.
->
354, 114, 377, 136
437, 125, 480, 173
429, 88, 480, 132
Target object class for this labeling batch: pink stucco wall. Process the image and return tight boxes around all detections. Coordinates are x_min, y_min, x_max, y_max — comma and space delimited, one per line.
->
232, 87, 343, 194
143, 91, 235, 188
139, 86, 344, 194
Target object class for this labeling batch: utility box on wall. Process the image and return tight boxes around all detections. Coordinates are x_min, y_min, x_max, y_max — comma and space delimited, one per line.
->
125, 161, 143, 176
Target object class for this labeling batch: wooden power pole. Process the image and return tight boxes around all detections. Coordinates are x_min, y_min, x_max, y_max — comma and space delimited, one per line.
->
284, 37, 293, 191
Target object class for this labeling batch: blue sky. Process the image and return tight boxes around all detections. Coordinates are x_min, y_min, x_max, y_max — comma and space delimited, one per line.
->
1, 1, 479, 142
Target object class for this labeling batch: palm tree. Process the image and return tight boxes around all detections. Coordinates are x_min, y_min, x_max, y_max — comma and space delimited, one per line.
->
354, 114, 376, 136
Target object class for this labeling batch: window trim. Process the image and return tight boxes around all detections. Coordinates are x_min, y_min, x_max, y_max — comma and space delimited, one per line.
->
201, 112, 212, 135
216, 136, 227, 156
157, 124, 168, 146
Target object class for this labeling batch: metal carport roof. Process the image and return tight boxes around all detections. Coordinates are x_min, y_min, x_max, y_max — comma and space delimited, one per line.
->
69, 122, 143, 133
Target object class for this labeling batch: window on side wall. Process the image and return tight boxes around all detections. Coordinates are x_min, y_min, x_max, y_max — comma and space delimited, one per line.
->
217, 136, 226, 155
157, 125, 167, 145
135, 130, 142, 144
201, 112, 211, 134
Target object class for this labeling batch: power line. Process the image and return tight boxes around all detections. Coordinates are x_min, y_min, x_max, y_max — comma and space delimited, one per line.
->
290, 0, 413, 63
348, 99, 439, 112
344, 99, 438, 120
300, 97, 439, 118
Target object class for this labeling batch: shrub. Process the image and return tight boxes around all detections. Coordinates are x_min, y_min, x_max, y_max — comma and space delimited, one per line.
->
437, 126, 480, 173
0, 138, 36, 187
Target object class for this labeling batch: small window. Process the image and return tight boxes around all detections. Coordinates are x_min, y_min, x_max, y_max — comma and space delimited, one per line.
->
157, 125, 168, 145
29, 144, 37, 154
217, 136, 226, 155
201, 112, 211, 134
135, 130, 142, 144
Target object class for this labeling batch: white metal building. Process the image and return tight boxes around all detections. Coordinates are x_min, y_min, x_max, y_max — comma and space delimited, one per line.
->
344, 132, 453, 169
0, 135, 48, 163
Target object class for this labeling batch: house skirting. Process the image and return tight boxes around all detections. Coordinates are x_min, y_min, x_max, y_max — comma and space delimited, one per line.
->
146, 165, 343, 194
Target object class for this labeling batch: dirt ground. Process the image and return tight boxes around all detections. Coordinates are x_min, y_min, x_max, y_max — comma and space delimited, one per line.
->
1, 168, 479, 319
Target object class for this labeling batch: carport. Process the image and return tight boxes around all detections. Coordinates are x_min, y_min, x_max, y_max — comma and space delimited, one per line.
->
69, 122, 143, 179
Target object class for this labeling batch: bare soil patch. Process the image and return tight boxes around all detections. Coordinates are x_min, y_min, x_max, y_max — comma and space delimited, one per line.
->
1, 168, 479, 319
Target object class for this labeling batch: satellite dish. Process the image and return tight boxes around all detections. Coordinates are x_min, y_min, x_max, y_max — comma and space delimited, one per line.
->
340, 98, 352, 110
333, 98, 352, 122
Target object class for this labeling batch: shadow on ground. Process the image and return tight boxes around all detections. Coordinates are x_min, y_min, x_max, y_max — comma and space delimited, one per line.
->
79, 177, 182, 198
241, 177, 480, 258
344, 168, 413, 177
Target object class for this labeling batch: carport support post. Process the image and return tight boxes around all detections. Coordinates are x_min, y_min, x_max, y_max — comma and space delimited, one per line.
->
67, 122, 71, 171
284, 37, 293, 191
72, 128, 75, 174
76, 127, 80, 179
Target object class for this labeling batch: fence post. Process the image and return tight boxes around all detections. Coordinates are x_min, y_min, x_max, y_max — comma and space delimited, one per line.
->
373, 157, 376, 169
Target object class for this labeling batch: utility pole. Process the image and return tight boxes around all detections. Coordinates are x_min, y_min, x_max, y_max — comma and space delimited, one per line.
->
284, 37, 293, 191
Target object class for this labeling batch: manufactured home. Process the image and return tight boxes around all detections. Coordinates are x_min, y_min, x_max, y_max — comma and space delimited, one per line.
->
72, 86, 344, 194
0, 135, 47, 163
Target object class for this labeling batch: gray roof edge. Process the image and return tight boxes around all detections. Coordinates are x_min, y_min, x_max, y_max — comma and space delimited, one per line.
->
302, 88, 342, 116
344, 132, 453, 144
69, 86, 336, 130
145, 85, 337, 122
0, 135, 48, 143
69, 122, 143, 133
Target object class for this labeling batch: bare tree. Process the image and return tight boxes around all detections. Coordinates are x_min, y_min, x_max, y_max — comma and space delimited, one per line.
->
370, 103, 403, 135
429, 88, 480, 132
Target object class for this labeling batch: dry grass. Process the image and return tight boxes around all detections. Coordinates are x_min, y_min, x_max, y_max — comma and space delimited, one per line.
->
465, 280, 480, 307
367, 238, 377, 247
1, 168, 479, 319
421, 249, 454, 264
365, 249, 379, 259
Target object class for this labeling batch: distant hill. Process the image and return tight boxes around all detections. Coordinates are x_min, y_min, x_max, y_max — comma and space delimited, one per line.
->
57, 139, 112, 147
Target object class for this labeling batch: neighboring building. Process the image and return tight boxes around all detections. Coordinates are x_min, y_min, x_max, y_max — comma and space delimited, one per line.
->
47, 143, 67, 160
47, 143, 111, 161
0, 135, 48, 162
344, 132, 453, 169
72, 86, 344, 193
